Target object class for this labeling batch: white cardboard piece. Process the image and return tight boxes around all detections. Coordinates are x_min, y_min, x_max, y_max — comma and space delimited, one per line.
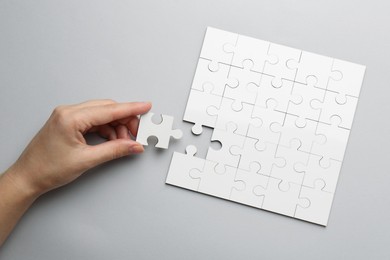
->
295, 183, 334, 226
166, 145, 205, 191
263, 43, 301, 87
290, 51, 336, 90
312, 91, 358, 129
327, 59, 366, 100
190, 160, 242, 199
270, 139, 308, 188
254, 177, 310, 217
136, 112, 183, 149
312, 117, 350, 164
191, 58, 237, 96
230, 137, 284, 176
223, 60, 261, 111
206, 122, 245, 173
200, 27, 238, 70
289, 78, 326, 122
247, 99, 284, 145
207, 97, 260, 136
298, 154, 342, 193
230, 163, 269, 208
278, 114, 324, 153
255, 74, 299, 113
183, 86, 222, 135
225, 34, 271, 73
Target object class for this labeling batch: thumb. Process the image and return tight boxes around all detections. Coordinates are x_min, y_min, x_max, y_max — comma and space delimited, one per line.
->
84, 139, 144, 168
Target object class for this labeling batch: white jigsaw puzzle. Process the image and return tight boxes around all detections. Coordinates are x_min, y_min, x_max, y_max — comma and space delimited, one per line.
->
166, 27, 366, 226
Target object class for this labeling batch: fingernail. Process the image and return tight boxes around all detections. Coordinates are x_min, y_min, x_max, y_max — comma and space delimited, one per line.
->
130, 144, 144, 154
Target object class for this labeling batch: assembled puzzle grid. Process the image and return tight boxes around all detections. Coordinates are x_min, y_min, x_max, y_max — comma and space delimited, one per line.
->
166, 27, 366, 226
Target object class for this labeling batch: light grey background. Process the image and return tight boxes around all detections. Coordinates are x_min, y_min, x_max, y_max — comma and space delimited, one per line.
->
0, 0, 389, 259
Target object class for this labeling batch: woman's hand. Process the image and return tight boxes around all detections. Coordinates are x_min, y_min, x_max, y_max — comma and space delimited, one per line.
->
7, 99, 152, 196
0, 100, 151, 245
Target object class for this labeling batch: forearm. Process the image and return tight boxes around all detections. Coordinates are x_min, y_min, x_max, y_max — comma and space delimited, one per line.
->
0, 166, 40, 246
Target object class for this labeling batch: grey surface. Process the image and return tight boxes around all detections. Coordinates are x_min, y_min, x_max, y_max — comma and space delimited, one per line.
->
0, 0, 389, 259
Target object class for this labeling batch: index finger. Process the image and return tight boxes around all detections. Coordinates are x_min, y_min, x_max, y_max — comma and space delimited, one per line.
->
79, 102, 152, 128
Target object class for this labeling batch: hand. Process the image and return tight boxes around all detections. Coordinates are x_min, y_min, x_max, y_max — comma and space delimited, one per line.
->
0, 99, 151, 245
6, 99, 152, 196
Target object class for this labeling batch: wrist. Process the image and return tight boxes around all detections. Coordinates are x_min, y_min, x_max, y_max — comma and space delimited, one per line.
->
3, 164, 44, 201
0, 165, 43, 246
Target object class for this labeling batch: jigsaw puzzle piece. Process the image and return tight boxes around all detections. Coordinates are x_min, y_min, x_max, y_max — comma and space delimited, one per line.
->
230, 137, 284, 176
166, 145, 206, 191
279, 114, 324, 153
230, 163, 269, 208
271, 139, 309, 188
207, 97, 259, 136
224, 34, 272, 72
254, 177, 310, 217
190, 160, 243, 199
247, 99, 284, 145
296, 154, 342, 193
295, 181, 334, 226
311, 116, 350, 164
224, 60, 262, 110
136, 112, 183, 149
255, 74, 300, 113
327, 59, 366, 102
183, 84, 222, 135
311, 91, 358, 129
206, 122, 245, 173
200, 27, 238, 70
288, 76, 326, 123
191, 58, 238, 96
263, 43, 301, 87
289, 51, 336, 90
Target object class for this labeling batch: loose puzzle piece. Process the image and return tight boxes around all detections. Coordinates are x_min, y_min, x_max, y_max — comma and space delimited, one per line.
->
136, 112, 183, 149
166, 26, 366, 226
166, 145, 206, 191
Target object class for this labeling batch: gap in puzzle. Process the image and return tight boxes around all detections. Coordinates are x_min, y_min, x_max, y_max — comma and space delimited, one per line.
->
166, 27, 366, 226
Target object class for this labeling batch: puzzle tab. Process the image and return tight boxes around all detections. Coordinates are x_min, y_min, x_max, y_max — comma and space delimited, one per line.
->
166, 27, 366, 226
